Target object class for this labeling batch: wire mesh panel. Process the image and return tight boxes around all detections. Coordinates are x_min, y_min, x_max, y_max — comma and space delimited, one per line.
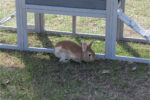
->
76, 17, 106, 36
0, 0, 17, 45
116, 41, 150, 59
0, 0, 16, 27
116, 0, 150, 60
0, 0, 149, 63
123, 0, 150, 39
0, 0, 35, 46
26, 0, 106, 10
27, 13, 35, 26
45, 14, 72, 32
76, 17, 106, 55
123, 25, 144, 39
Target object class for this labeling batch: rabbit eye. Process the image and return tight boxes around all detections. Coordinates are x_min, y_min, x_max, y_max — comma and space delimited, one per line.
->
89, 54, 92, 56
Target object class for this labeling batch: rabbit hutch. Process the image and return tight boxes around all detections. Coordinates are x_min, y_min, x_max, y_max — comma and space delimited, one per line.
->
0, 0, 150, 63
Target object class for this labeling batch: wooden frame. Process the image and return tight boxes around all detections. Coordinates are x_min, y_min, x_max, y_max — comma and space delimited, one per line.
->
26, 5, 106, 18
105, 0, 118, 59
117, 0, 125, 40
16, 0, 27, 50
0, 0, 149, 63
34, 13, 44, 33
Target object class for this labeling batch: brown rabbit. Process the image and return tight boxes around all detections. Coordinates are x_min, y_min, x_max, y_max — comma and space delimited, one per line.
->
54, 40, 97, 63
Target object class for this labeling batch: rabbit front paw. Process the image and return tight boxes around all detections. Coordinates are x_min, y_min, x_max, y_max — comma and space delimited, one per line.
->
59, 58, 69, 63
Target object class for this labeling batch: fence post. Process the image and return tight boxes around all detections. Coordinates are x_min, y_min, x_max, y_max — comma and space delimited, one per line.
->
105, 0, 118, 59
34, 13, 45, 33
16, 0, 27, 50
117, 0, 126, 40
72, 16, 76, 35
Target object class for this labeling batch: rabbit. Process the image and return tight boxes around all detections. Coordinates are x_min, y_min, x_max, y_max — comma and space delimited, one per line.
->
54, 40, 97, 63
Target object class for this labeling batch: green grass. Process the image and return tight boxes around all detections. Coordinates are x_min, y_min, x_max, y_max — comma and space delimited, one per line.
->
0, 0, 150, 99
0, 50, 149, 100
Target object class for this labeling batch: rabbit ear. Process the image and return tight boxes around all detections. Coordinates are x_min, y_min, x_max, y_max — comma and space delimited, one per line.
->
82, 43, 87, 52
88, 40, 94, 48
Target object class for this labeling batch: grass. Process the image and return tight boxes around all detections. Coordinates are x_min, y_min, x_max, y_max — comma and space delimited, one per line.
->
0, 50, 150, 100
0, 49, 149, 100
0, 0, 150, 99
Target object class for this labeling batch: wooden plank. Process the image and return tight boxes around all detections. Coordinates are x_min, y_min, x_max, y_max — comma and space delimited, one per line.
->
26, 0, 106, 10
0, 44, 19, 50
16, 0, 24, 50
16, 0, 28, 50
22, 1, 28, 49
0, 25, 35, 32
105, 0, 112, 59
95, 54, 105, 59
72, 16, 76, 34
34, 13, 45, 33
0, 25, 17, 32
115, 56, 150, 64
26, 5, 106, 18
121, 37, 150, 44
117, 0, 126, 40
26, 47, 54, 53
105, 0, 118, 59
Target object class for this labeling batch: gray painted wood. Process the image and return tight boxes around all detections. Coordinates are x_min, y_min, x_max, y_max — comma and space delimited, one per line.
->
115, 56, 150, 63
0, 25, 35, 33
16, 0, 28, 50
26, 5, 106, 18
16, 0, 24, 50
35, 13, 45, 33
105, 0, 118, 59
22, 0, 28, 49
27, 47, 54, 53
26, 0, 106, 10
96, 54, 105, 59
122, 37, 149, 44
0, 25, 17, 32
117, 0, 125, 40
0, 44, 19, 50
72, 16, 76, 34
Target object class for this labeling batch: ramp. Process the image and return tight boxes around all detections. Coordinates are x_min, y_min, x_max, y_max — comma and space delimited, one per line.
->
117, 9, 150, 42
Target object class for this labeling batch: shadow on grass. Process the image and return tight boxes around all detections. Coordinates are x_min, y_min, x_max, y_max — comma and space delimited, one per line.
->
15, 51, 109, 99
37, 33, 54, 48
117, 41, 141, 57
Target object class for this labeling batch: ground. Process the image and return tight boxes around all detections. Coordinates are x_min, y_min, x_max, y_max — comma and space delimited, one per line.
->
0, 0, 150, 100
0, 35, 149, 100
0, 49, 149, 100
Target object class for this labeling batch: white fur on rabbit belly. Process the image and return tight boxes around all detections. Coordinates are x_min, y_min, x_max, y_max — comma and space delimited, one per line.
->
54, 46, 76, 61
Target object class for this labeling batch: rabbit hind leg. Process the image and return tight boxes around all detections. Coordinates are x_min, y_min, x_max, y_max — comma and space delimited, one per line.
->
54, 46, 70, 63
